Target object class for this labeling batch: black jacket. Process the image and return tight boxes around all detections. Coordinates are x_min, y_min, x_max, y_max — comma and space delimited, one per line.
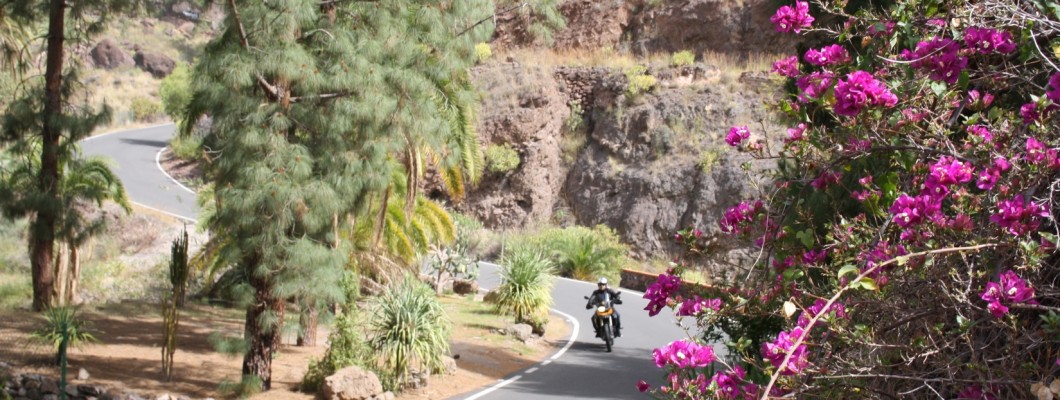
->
586, 288, 623, 309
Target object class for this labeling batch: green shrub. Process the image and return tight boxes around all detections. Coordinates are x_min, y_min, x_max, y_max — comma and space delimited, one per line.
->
624, 65, 657, 97
564, 101, 584, 133
484, 144, 520, 174
495, 249, 554, 334
508, 225, 629, 284
159, 63, 193, 122
368, 277, 450, 391
0, 273, 30, 310
302, 309, 371, 392
218, 375, 263, 399
129, 96, 163, 122
670, 50, 695, 67
474, 43, 492, 63
168, 134, 202, 161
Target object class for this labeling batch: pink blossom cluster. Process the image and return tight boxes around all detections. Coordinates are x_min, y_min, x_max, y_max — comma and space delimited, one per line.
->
980, 270, 1036, 318
676, 295, 722, 317
725, 126, 751, 147
797, 299, 847, 329
810, 170, 841, 189
904, 37, 967, 84
804, 44, 850, 67
785, 123, 807, 142
889, 193, 943, 227
833, 71, 898, 116
720, 200, 763, 234
966, 90, 995, 111
1024, 137, 1060, 168
990, 195, 1049, 236
801, 248, 826, 264
770, 1, 814, 34
711, 366, 759, 399
796, 71, 834, 103
856, 241, 908, 285
652, 340, 717, 369
957, 385, 998, 400
771, 56, 799, 78
1048, 73, 1060, 104
644, 272, 682, 317
966, 125, 992, 143
976, 157, 1011, 190
761, 327, 809, 375
1021, 102, 1041, 124
963, 27, 1016, 54
924, 157, 974, 196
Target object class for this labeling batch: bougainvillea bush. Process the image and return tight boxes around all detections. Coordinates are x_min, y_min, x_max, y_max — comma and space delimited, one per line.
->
641, 0, 1060, 398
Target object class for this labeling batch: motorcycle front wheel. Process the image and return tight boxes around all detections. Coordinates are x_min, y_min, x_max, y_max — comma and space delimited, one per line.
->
604, 324, 613, 352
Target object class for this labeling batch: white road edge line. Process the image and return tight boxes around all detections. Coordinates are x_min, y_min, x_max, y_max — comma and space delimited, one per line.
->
131, 200, 197, 224
155, 147, 197, 195
82, 122, 174, 142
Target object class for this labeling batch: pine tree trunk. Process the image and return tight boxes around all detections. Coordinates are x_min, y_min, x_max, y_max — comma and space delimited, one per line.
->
242, 264, 283, 390
68, 244, 81, 305
31, 0, 68, 312
53, 243, 67, 306
372, 187, 391, 247
296, 303, 318, 347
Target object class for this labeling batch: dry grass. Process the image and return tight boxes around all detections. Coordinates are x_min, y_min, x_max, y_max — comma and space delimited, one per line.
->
503, 47, 780, 75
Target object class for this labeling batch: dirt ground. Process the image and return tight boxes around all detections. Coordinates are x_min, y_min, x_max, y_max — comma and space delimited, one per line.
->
0, 301, 571, 400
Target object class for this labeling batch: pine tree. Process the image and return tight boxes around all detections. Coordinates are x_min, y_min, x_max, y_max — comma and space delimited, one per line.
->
184, 0, 492, 389
0, 0, 134, 311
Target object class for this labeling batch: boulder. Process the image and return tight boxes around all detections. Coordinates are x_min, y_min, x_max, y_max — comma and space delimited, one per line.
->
77, 368, 90, 381
452, 279, 478, 295
90, 39, 133, 70
134, 51, 176, 78
504, 323, 533, 342
440, 355, 458, 375
322, 366, 384, 400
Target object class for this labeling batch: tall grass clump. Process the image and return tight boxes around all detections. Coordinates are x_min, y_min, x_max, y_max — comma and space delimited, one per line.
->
30, 306, 98, 365
495, 249, 554, 334
670, 50, 695, 67
508, 224, 630, 284
368, 277, 451, 391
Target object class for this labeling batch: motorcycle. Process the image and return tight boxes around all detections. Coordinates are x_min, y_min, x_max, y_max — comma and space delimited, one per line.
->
584, 291, 621, 352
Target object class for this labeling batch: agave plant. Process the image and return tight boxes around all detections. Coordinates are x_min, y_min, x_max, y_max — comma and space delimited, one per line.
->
29, 306, 98, 365
495, 249, 554, 333
368, 277, 451, 390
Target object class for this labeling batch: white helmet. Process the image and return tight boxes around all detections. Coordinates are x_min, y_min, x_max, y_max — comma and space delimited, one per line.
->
598, 278, 608, 285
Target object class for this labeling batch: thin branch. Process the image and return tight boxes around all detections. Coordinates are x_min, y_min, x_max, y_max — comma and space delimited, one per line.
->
456, 1, 527, 37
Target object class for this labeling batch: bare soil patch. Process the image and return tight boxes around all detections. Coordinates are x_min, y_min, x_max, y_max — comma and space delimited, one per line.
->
0, 298, 571, 400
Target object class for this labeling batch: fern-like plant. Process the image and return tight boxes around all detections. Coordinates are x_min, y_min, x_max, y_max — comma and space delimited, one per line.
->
495, 249, 554, 334
30, 306, 97, 365
368, 277, 451, 391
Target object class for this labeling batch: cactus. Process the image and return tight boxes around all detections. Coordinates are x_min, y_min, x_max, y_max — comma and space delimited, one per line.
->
169, 226, 190, 307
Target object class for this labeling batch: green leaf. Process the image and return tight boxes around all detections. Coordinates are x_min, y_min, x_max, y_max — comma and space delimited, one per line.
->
895, 255, 909, 266
838, 264, 860, 279
796, 229, 815, 249
958, 71, 969, 90
858, 277, 879, 291
930, 81, 948, 97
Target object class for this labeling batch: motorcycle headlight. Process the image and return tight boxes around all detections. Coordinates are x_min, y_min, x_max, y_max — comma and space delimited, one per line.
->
597, 306, 606, 313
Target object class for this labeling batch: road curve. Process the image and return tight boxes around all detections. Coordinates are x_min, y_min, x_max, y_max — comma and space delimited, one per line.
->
85, 124, 706, 399
81, 123, 197, 222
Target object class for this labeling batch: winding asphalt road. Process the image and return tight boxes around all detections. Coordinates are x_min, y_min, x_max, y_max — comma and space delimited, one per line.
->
83, 123, 702, 399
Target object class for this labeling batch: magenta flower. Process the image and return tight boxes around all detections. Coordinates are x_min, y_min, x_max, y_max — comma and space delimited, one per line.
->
868, 21, 896, 36
980, 270, 1036, 318
801, 248, 826, 264
711, 366, 748, 399
889, 193, 942, 228
797, 299, 847, 329
1021, 102, 1041, 124
906, 37, 967, 84
725, 126, 751, 147
771, 1, 814, 34
990, 195, 1049, 236
653, 340, 716, 369
796, 71, 834, 103
771, 56, 799, 77
924, 157, 974, 193
963, 27, 1016, 54
804, 44, 850, 67
966, 125, 992, 142
957, 384, 998, 400
810, 170, 841, 189
833, 71, 898, 116
1026, 137, 1049, 163
785, 123, 807, 142
644, 272, 682, 317
1048, 73, 1060, 104
720, 200, 763, 234
635, 380, 650, 393
967, 90, 995, 110
677, 295, 722, 317
761, 328, 809, 375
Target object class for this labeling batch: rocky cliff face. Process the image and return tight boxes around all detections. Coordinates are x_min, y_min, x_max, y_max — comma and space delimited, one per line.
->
452, 61, 782, 264
496, 0, 799, 55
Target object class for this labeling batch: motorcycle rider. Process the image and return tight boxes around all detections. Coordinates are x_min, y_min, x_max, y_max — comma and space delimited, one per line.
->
586, 277, 622, 337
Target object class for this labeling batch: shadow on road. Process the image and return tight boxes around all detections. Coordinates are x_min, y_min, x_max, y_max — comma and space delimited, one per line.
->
119, 138, 169, 148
